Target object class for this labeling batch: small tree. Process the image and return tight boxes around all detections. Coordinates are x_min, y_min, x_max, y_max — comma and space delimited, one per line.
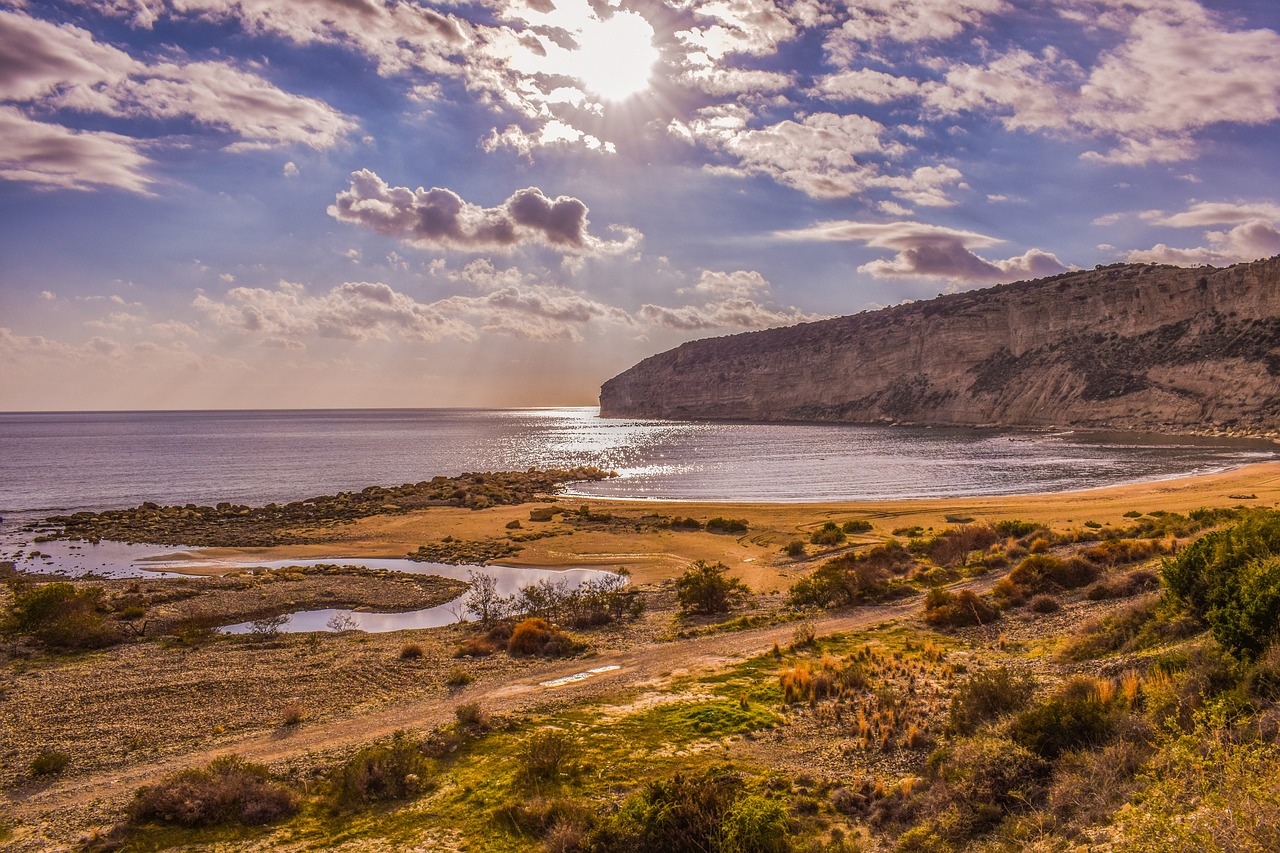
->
675, 561, 749, 615
464, 570, 509, 627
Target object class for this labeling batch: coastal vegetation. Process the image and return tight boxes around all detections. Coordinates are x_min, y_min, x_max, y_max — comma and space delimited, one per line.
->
4, 470, 1280, 852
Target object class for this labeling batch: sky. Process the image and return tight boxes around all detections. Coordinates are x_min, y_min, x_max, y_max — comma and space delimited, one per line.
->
1, 0, 1279, 411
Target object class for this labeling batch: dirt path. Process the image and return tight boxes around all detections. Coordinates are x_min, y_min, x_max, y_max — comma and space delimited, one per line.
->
2, 597, 921, 825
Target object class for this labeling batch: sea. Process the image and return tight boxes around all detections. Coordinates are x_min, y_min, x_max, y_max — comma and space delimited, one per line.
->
2, 407, 1273, 627
2, 407, 1275, 521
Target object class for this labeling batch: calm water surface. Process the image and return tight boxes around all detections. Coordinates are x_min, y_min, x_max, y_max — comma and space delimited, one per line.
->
1, 408, 1273, 594
1, 407, 1273, 517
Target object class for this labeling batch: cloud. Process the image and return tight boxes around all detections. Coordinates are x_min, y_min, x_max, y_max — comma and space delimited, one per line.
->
638, 299, 817, 331
776, 220, 1069, 282
97, 0, 470, 77
193, 276, 639, 345
282, 161, 299, 178
824, 0, 1008, 63
0, 107, 153, 193
814, 69, 923, 104
194, 280, 478, 343
0, 8, 355, 190
1126, 200, 1280, 265
328, 169, 640, 255
688, 269, 772, 298
675, 0, 798, 61
641, 268, 818, 331
674, 109, 900, 199
928, 4, 1280, 164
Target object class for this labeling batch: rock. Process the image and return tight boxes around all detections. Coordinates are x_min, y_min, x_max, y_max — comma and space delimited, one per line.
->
600, 258, 1280, 435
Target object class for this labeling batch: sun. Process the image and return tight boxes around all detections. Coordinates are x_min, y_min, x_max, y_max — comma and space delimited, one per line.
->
566, 12, 658, 102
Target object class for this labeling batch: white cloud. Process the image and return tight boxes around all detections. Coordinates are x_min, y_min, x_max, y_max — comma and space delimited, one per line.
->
1127, 200, 1280, 265
814, 69, 923, 104
328, 169, 640, 255
194, 280, 478, 344
928, 5, 1280, 164
776, 220, 1069, 282
0, 106, 153, 193
0, 8, 355, 190
282, 161, 299, 178
825, 0, 1009, 64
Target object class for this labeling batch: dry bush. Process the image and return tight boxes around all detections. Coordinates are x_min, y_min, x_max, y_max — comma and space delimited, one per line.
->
1028, 594, 1060, 614
922, 588, 999, 628
399, 643, 424, 659
130, 756, 298, 827
948, 667, 1037, 734
517, 730, 578, 785
331, 733, 429, 810
507, 617, 584, 658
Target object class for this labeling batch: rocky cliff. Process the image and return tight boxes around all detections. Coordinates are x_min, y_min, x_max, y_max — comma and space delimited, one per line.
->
600, 258, 1280, 435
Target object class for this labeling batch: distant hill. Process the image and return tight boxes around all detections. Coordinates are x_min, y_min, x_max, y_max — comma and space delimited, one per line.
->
600, 258, 1280, 436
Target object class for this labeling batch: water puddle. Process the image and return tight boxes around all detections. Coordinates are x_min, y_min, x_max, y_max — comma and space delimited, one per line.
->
540, 665, 622, 688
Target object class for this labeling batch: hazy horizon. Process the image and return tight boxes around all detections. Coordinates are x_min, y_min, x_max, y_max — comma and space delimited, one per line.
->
3, 0, 1278, 411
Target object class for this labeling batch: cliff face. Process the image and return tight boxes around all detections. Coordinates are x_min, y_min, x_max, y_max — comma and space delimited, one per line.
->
600, 258, 1280, 434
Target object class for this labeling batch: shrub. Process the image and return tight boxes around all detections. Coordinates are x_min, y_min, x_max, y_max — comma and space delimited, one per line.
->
842, 519, 873, 534
517, 730, 578, 785
810, 521, 847, 547
399, 643, 424, 659
706, 517, 749, 534
923, 734, 1050, 838
923, 588, 999, 628
1163, 510, 1280, 659
30, 750, 70, 776
722, 794, 790, 853
130, 756, 298, 827
948, 667, 1037, 734
446, 667, 474, 687
4, 582, 120, 649
331, 733, 428, 810
280, 704, 305, 726
993, 519, 1041, 538
788, 542, 909, 609
1028, 594, 1060, 613
455, 635, 497, 657
454, 701, 486, 729
608, 772, 745, 853
671, 516, 703, 530
507, 617, 583, 657
1009, 677, 1120, 759
783, 540, 806, 558
676, 561, 750, 615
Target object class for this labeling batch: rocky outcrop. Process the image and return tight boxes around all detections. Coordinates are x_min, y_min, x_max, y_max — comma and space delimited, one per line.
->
600, 258, 1280, 435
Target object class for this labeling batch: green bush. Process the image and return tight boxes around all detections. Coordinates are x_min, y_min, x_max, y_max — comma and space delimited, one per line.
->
130, 756, 298, 827
516, 730, 578, 785
783, 540, 806, 558
4, 582, 120, 649
722, 794, 790, 853
924, 734, 1049, 838
949, 667, 1037, 734
1009, 678, 1120, 759
331, 733, 429, 810
30, 750, 70, 776
1163, 510, 1280, 659
810, 522, 847, 547
842, 520, 873, 534
676, 561, 750, 615
603, 772, 778, 853
706, 517, 749, 534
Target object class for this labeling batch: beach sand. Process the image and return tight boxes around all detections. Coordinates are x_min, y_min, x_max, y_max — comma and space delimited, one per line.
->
171, 460, 1280, 593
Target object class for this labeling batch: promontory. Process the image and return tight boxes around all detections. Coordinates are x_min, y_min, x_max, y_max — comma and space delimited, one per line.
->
600, 257, 1280, 435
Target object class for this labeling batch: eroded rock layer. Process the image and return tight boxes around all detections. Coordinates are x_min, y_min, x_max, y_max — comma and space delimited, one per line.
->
600, 258, 1280, 434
